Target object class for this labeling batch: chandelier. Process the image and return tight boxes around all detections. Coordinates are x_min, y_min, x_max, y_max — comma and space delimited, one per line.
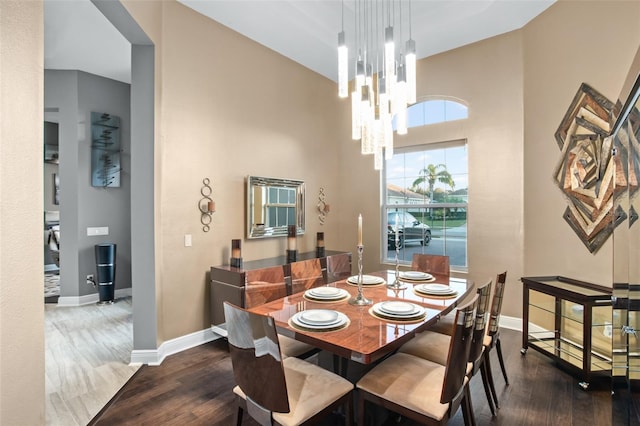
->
338, 0, 416, 170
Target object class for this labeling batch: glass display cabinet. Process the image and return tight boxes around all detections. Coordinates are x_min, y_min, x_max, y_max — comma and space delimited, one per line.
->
521, 276, 612, 390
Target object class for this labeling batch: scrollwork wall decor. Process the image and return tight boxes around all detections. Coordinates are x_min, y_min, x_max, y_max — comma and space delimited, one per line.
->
317, 187, 331, 225
553, 83, 626, 253
198, 178, 215, 232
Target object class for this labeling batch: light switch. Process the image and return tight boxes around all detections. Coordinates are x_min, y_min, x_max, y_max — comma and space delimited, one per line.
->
87, 227, 109, 236
184, 234, 192, 247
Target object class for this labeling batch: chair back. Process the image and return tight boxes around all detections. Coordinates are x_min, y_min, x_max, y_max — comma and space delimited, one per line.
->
469, 279, 492, 364
223, 302, 290, 414
411, 254, 450, 276
324, 253, 352, 283
487, 271, 507, 337
287, 258, 325, 294
441, 294, 478, 404
244, 266, 288, 308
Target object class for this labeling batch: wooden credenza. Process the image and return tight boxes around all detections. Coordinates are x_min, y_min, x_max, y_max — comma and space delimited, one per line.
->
210, 250, 351, 327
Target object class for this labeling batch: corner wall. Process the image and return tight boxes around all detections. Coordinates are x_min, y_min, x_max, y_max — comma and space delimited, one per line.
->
123, 1, 344, 343
0, 1, 45, 424
337, 30, 526, 318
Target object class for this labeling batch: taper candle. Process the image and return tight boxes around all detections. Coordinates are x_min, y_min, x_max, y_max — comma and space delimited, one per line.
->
357, 214, 363, 246
287, 225, 297, 251
395, 212, 399, 245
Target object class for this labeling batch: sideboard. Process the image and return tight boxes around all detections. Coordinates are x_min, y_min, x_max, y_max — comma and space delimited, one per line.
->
520, 276, 612, 390
210, 250, 352, 328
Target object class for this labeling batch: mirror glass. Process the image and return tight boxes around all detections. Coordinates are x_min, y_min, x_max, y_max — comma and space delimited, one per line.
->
611, 63, 640, 421
246, 176, 305, 239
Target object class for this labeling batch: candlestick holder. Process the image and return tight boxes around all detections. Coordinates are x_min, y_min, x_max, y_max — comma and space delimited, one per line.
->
230, 239, 242, 267
316, 231, 325, 257
286, 249, 298, 263
387, 230, 407, 290
349, 245, 372, 306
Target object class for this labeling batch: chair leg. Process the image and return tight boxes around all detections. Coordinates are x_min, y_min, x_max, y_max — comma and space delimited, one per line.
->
357, 391, 366, 426
479, 361, 497, 416
496, 338, 509, 385
235, 405, 243, 426
345, 393, 354, 426
461, 384, 476, 426
484, 350, 500, 408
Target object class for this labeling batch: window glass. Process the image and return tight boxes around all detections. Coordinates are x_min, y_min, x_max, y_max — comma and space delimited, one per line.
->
383, 142, 468, 270
395, 99, 468, 130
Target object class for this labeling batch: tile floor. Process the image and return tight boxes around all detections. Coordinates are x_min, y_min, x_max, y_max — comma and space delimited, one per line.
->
45, 296, 137, 425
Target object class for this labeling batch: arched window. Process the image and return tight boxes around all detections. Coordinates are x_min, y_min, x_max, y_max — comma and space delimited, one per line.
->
384, 98, 469, 271
393, 99, 468, 130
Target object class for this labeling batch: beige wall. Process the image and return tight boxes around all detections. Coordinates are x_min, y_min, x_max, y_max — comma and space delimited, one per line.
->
123, 1, 345, 342
0, 1, 45, 424
523, 1, 640, 288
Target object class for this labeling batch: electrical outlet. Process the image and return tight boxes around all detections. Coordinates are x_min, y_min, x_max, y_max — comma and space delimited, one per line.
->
86, 274, 94, 284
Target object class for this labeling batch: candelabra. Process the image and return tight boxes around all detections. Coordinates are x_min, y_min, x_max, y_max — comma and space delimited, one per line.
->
387, 226, 407, 290
349, 245, 372, 306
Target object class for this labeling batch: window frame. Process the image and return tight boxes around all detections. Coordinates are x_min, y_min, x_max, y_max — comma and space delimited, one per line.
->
381, 140, 468, 271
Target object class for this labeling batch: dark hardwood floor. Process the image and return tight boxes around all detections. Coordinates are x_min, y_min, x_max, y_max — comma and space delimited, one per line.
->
90, 328, 638, 425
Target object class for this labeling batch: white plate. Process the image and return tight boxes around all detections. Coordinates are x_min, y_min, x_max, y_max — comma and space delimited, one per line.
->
420, 284, 450, 292
400, 271, 433, 280
347, 275, 385, 285
298, 309, 339, 325
292, 311, 347, 329
306, 288, 349, 300
415, 284, 456, 296
309, 287, 341, 297
372, 302, 425, 319
379, 301, 417, 315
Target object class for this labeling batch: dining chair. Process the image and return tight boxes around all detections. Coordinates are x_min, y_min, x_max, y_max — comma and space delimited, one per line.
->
399, 279, 496, 417
356, 294, 478, 426
223, 302, 354, 426
324, 253, 352, 283
245, 267, 318, 360
483, 271, 509, 409
411, 254, 450, 277
286, 258, 325, 295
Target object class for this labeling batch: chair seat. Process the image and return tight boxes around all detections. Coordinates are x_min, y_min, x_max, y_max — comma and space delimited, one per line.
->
357, 352, 468, 422
428, 313, 455, 335
399, 330, 451, 366
278, 334, 317, 359
234, 356, 352, 426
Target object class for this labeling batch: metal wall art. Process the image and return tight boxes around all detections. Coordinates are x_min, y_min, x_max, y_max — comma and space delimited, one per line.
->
199, 178, 215, 232
91, 112, 121, 187
553, 83, 626, 253
317, 187, 330, 225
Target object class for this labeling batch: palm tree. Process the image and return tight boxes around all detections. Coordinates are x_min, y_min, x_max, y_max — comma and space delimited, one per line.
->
412, 163, 455, 205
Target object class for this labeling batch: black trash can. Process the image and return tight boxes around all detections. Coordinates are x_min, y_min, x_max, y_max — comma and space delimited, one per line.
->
95, 243, 116, 304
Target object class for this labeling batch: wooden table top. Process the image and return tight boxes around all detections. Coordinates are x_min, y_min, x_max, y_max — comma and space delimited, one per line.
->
249, 270, 473, 364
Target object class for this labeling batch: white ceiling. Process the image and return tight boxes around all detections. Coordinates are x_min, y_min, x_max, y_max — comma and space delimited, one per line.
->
44, 0, 555, 84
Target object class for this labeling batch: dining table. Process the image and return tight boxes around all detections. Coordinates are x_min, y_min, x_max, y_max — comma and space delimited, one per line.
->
248, 270, 473, 366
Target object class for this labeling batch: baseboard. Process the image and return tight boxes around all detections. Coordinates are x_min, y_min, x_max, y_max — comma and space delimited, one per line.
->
130, 327, 221, 366
57, 287, 132, 307
499, 315, 522, 332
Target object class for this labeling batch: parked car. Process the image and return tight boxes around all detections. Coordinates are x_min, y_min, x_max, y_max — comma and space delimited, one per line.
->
387, 211, 431, 249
